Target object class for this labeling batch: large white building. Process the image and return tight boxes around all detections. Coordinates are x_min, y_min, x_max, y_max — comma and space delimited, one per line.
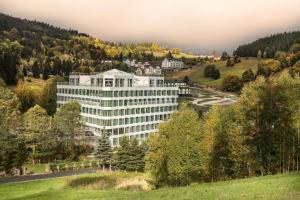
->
161, 58, 184, 69
57, 69, 179, 146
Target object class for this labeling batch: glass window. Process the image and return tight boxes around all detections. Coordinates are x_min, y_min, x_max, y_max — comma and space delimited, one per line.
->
105, 78, 113, 87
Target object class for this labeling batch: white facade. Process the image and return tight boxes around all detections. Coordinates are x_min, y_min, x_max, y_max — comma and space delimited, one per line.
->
165, 80, 191, 96
161, 58, 184, 69
57, 69, 179, 146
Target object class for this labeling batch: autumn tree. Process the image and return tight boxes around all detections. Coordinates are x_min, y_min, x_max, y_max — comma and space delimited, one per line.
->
53, 101, 83, 160
146, 106, 207, 187
15, 82, 36, 113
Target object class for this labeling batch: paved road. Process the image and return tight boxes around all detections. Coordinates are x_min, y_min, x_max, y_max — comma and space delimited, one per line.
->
0, 168, 100, 184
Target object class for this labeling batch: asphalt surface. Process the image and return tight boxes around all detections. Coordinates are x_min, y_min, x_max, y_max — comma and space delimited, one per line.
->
0, 168, 99, 184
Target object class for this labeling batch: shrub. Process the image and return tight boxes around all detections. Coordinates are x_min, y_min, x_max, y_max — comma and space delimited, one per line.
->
204, 65, 220, 80
222, 75, 242, 92
241, 69, 255, 83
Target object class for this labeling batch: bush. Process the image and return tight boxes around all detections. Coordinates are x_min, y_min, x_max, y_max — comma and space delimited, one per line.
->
241, 69, 255, 83
222, 75, 242, 92
204, 65, 220, 80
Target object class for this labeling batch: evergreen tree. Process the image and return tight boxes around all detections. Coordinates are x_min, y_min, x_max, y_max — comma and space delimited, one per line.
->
115, 136, 131, 170
95, 131, 112, 168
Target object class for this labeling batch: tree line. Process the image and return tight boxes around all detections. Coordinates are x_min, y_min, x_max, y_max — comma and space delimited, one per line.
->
235, 31, 300, 58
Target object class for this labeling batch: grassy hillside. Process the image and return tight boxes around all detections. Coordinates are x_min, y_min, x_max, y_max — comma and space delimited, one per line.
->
1, 172, 299, 200
167, 57, 269, 89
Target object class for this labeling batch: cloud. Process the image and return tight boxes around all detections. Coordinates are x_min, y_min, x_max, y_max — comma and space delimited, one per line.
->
1, 0, 300, 54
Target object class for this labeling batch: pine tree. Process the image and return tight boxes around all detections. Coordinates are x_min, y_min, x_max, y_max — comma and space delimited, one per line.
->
95, 131, 112, 169
116, 136, 131, 170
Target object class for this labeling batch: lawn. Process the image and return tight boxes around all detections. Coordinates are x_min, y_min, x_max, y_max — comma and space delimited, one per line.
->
1, 172, 299, 200
167, 57, 270, 89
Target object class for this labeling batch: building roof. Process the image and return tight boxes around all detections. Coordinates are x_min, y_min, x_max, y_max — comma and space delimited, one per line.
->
92, 69, 133, 77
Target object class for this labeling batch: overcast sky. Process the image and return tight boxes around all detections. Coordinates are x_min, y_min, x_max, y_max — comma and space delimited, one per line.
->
1, 0, 300, 54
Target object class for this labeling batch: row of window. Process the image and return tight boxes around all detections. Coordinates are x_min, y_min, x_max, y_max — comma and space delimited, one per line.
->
90, 78, 134, 88
57, 96, 178, 107
81, 106, 176, 116
57, 88, 178, 97
83, 114, 170, 127
112, 133, 150, 146
100, 98, 177, 107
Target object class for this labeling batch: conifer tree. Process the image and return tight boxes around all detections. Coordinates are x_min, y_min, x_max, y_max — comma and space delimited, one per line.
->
95, 131, 112, 169
115, 136, 131, 170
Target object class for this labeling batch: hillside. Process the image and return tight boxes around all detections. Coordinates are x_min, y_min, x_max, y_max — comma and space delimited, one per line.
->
1, 172, 299, 200
0, 13, 197, 85
167, 57, 267, 89
235, 31, 300, 57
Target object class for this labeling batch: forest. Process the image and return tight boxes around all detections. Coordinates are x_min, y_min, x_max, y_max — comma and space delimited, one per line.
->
235, 31, 300, 57
0, 13, 198, 86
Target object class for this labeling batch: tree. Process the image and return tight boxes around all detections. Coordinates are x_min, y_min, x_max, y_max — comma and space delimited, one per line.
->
95, 131, 112, 169
0, 128, 24, 174
166, 51, 173, 59
115, 136, 131, 170
126, 138, 146, 172
256, 60, 281, 77
183, 76, 191, 85
221, 51, 229, 60
226, 57, 234, 67
42, 66, 50, 80
146, 106, 207, 187
236, 72, 300, 175
39, 77, 58, 115
290, 60, 300, 77
53, 101, 83, 160
233, 55, 241, 64
23, 105, 51, 163
0, 41, 23, 84
209, 106, 249, 180
204, 65, 220, 80
290, 43, 300, 54
222, 75, 242, 92
241, 69, 255, 83
257, 50, 262, 59
0, 86, 20, 131
32, 60, 40, 79
15, 82, 36, 113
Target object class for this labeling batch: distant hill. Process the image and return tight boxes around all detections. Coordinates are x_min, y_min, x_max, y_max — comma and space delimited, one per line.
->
234, 31, 300, 57
0, 13, 197, 84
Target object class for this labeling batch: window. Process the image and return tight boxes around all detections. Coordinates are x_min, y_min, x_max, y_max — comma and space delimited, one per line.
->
115, 79, 120, 87
105, 78, 113, 87
128, 79, 133, 87
150, 79, 154, 87
120, 79, 125, 87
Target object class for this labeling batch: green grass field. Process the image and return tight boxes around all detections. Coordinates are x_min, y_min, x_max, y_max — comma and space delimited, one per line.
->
1, 172, 299, 200
168, 58, 270, 89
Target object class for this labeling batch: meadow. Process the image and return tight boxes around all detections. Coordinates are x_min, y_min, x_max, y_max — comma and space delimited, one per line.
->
1, 172, 299, 200
167, 57, 269, 89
